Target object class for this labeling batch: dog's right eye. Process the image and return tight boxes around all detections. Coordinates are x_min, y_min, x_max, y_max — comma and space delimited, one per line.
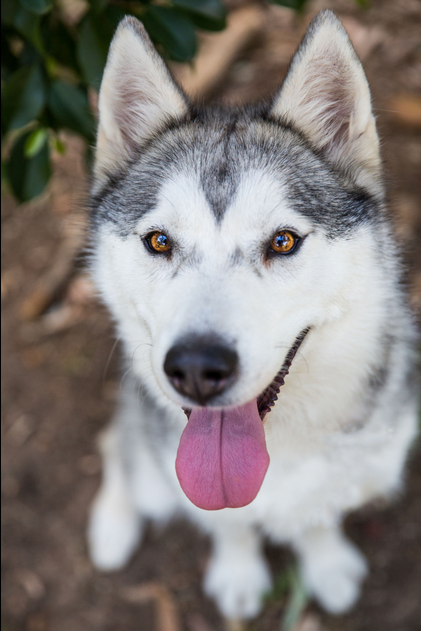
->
144, 231, 171, 254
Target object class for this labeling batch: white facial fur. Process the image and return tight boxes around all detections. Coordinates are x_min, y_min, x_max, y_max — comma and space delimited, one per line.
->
92, 13, 385, 412
93, 166, 386, 416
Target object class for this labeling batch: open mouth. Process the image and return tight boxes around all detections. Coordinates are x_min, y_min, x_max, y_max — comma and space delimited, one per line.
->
176, 328, 311, 511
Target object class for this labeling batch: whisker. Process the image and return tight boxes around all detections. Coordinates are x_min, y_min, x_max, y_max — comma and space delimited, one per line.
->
120, 366, 134, 391
118, 340, 154, 394
102, 335, 121, 383
372, 108, 401, 114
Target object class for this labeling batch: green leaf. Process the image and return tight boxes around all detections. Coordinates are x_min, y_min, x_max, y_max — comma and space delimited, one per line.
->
77, 8, 124, 88
51, 135, 66, 155
1, 64, 46, 133
87, 0, 109, 14
2, 26, 20, 77
178, 11, 226, 32
173, 0, 227, 33
265, 568, 291, 603
40, 19, 78, 71
13, 6, 44, 52
77, 15, 109, 89
8, 130, 51, 202
48, 80, 95, 140
24, 127, 47, 157
20, 0, 52, 16
355, 0, 370, 8
172, 0, 226, 21
2, 0, 20, 26
269, 0, 308, 10
142, 6, 197, 62
19, 41, 42, 66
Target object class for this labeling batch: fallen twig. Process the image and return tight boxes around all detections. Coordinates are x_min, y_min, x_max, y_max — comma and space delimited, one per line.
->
19, 226, 85, 321
121, 582, 181, 631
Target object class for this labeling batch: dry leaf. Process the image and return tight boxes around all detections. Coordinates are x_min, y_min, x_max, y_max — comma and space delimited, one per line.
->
65, 274, 96, 306
389, 94, 421, 129
17, 569, 45, 600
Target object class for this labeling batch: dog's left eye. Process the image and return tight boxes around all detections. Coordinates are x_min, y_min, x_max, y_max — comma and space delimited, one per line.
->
144, 231, 171, 254
269, 230, 300, 255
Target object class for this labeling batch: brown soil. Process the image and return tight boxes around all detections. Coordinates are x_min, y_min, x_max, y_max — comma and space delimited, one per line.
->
2, 1, 421, 630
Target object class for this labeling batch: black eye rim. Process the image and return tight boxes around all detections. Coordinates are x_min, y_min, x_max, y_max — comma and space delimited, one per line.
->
266, 230, 302, 258
143, 230, 172, 256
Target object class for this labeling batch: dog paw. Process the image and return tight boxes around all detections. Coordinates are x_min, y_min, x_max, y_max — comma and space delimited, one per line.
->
204, 553, 272, 620
88, 489, 142, 571
301, 539, 368, 614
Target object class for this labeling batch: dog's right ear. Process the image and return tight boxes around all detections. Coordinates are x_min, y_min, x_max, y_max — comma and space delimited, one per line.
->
94, 16, 188, 186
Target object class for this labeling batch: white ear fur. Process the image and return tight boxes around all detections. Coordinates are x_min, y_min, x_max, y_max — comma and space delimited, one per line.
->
271, 10, 381, 194
94, 16, 188, 185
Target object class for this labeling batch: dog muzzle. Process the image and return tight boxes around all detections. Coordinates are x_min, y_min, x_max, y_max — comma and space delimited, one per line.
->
175, 328, 310, 510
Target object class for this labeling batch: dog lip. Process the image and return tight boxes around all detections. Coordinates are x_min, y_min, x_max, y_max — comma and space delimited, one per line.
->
182, 327, 311, 421
257, 327, 311, 419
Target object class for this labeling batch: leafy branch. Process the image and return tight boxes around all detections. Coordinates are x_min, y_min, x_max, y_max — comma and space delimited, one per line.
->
1, 0, 310, 203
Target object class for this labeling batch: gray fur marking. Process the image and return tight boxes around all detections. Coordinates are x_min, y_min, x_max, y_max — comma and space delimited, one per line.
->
90, 109, 381, 239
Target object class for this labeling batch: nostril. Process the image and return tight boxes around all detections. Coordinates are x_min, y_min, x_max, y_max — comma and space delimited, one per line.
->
169, 369, 185, 380
203, 370, 226, 383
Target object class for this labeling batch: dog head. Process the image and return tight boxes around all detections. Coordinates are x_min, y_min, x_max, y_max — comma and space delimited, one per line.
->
90, 11, 385, 509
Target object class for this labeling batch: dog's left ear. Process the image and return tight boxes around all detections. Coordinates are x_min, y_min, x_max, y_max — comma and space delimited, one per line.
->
270, 10, 381, 194
94, 16, 189, 187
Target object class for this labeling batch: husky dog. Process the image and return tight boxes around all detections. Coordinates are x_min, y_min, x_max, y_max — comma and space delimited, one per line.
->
88, 10, 418, 620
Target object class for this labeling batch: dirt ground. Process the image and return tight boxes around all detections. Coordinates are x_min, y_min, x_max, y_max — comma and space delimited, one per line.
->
2, 1, 421, 630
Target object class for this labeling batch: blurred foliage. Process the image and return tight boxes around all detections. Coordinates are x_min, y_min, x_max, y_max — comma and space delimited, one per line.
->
1, 0, 310, 203
280, 565, 308, 631
265, 563, 308, 631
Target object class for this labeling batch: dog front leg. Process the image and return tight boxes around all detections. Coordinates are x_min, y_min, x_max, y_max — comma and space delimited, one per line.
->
203, 524, 272, 621
88, 423, 143, 571
292, 525, 368, 614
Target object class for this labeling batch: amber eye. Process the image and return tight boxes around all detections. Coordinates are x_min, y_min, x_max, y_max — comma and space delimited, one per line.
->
145, 231, 171, 254
269, 230, 298, 255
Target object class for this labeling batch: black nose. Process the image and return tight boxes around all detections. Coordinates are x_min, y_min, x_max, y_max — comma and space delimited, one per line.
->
164, 336, 238, 405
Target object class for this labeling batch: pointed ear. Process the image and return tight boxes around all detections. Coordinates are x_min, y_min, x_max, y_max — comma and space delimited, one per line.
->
271, 10, 381, 194
94, 16, 189, 185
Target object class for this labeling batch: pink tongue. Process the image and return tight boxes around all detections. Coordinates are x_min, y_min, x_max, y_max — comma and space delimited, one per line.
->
175, 399, 270, 510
